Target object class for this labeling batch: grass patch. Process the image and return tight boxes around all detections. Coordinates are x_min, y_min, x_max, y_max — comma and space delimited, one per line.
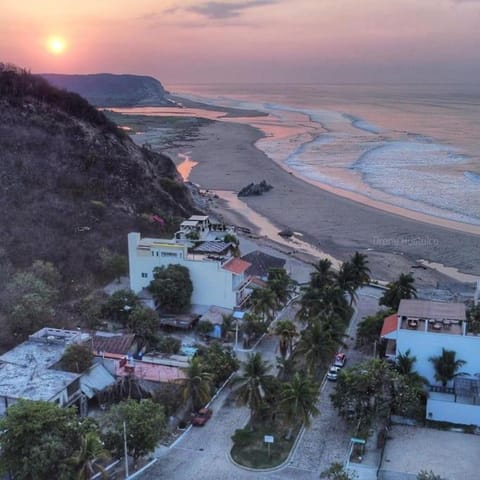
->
231, 419, 301, 469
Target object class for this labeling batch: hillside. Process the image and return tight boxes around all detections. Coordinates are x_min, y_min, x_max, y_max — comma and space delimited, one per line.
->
0, 65, 194, 282
41, 72, 169, 107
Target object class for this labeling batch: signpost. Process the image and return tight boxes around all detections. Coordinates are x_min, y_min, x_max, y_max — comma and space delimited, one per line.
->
264, 435, 274, 458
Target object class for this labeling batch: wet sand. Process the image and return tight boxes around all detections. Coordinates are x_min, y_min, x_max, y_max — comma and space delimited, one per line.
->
164, 119, 480, 290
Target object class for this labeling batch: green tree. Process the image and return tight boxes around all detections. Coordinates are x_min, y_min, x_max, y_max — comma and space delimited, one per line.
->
310, 258, 337, 289
126, 307, 158, 349
101, 289, 140, 324
4, 266, 60, 337
149, 265, 193, 313
467, 304, 480, 334
250, 287, 277, 322
61, 343, 94, 373
103, 399, 165, 468
68, 431, 109, 480
380, 273, 417, 310
331, 358, 423, 434
355, 310, 391, 351
294, 317, 345, 375
349, 252, 371, 288
0, 400, 97, 480
321, 462, 358, 480
267, 268, 296, 308
201, 342, 239, 386
280, 373, 319, 439
337, 262, 358, 306
99, 248, 128, 283
429, 348, 466, 387
233, 353, 274, 421
181, 357, 213, 411
274, 319, 297, 358
223, 233, 240, 256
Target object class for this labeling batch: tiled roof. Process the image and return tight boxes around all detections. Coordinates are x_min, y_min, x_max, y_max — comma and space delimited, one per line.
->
380, 314, 398, 338
241, 250, 286, 278
222, 257, 251, 275
93, 333, 136, 355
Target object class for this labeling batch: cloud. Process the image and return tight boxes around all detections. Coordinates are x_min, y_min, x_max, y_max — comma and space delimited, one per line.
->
186, 0, 278, 20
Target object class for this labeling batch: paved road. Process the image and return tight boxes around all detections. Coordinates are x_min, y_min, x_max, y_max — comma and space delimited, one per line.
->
139, 287, 382, 480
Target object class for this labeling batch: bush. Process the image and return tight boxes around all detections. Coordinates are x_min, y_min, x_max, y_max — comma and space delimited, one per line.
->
154, 335, 181, 354
197, 320, 214, 336
231, 428, 253, 447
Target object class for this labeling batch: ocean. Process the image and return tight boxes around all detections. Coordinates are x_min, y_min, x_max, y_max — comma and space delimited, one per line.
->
167, 83, 480, 228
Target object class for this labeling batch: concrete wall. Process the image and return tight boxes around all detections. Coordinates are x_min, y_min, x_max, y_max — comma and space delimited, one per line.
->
128, 233, 237, 309
427, 398, 480, 425
396, 329, 480, 385
378, 470, 416, 480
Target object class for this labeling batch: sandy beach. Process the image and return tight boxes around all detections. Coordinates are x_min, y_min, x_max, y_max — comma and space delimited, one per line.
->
161, 118, 480, 291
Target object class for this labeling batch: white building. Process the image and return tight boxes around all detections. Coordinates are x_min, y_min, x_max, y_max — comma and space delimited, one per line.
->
128, 216, 252, 310
381, 299, 480, 426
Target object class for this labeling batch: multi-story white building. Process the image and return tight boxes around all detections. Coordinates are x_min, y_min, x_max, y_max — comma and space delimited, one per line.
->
381, 299, 480, 425
128, 216, 252, 310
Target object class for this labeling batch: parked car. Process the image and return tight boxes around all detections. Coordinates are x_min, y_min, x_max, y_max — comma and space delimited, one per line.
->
333, 352, 347, 367
327, 365, 341, 381
192, 408, 213, 426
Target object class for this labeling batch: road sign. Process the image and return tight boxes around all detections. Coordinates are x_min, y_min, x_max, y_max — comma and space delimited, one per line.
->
264, 435, 274, 444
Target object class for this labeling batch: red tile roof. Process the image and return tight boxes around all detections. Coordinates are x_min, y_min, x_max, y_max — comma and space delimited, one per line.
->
380, 314, 398, 338
222, 257, 251, 275
116, 361, 186, 383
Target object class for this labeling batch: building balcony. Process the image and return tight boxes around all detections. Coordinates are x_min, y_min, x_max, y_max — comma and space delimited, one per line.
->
400, 317, 463, 335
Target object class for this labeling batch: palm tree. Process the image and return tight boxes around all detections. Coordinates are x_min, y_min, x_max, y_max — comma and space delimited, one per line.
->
276, 355, 297, 381
233, 353, 273, 421
267, 268, 296, 308
380, 273, 417, 310
350, 251, 371, 288
274, 319, 298, 358
310, 258, 336, 289
429, 349, 466, 387
396, 349, 428, 388
181, 357, 214, 411
336, 262, 357, 306
293, 318, 346, 375
280, 373, 320, 439
68, 431, 109, 480
250, 287, 276, 323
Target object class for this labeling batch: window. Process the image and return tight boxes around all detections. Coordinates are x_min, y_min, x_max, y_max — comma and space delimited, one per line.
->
151, 251, 154, 256
156, 251, 159, 256
161, 251, 177, 258
141, 273, 148, 278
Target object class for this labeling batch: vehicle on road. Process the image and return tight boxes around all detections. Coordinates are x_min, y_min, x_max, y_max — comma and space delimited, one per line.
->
191, 408, 213, 426
333, 352, 347, 367
327, 365, 341, 381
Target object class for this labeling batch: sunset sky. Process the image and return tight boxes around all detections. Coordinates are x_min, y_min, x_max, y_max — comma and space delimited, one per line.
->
2, 0, 480, 84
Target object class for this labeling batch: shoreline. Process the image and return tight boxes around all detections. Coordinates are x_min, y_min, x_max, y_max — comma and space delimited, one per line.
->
166, 119, 479, 289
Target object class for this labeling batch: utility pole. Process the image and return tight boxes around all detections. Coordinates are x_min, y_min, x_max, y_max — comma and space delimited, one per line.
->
123, 420, 129, 478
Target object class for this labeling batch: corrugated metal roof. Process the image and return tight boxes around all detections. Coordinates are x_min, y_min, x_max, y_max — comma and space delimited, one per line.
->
80, 364, 115, 399
398, 300, 466, 321
93, 333, 136, 355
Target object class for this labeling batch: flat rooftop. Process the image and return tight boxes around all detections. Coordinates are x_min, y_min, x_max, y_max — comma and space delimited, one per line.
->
0, 328, 87, 405
398, 299, 466, 321
380, 425, 480, 480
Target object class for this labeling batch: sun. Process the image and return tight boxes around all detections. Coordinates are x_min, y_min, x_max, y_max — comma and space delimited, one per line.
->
46, 36, 66, 55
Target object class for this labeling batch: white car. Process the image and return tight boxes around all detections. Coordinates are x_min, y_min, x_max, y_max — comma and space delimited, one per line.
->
327, 365, 341, 381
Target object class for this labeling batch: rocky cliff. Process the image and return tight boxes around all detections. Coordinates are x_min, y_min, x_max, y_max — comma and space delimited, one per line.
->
41, 72, 169, 107
0, 65, 194, 281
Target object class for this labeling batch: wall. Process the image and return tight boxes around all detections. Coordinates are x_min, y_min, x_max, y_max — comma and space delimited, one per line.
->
128, 233, 237, 309
396, 329, 480, 385
427, 398, 480, 425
